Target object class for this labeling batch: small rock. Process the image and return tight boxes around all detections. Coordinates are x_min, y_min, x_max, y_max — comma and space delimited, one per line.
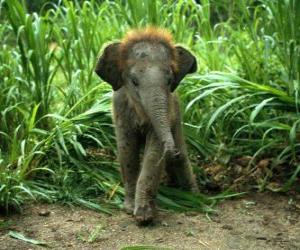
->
38, 210, 50, 217
161, 221, 169, 227
243, 200, 256, 207
257, 159, 270, 169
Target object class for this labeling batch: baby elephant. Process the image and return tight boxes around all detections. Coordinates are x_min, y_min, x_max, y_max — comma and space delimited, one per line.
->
95, 27, 198, 225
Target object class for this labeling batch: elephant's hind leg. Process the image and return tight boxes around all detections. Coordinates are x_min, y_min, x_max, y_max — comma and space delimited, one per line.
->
116, 127, 141, 214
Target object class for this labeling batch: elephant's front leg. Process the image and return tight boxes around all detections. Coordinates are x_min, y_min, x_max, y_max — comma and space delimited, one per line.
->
166, 116, 199, 193
134, 131, 164, 225
116, 127, 140, 214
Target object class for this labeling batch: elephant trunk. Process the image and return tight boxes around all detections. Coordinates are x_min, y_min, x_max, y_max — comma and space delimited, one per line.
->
143, 90, 179, 160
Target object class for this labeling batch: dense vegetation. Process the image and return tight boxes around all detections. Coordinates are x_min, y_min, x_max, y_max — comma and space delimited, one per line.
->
0, 0, 299, 213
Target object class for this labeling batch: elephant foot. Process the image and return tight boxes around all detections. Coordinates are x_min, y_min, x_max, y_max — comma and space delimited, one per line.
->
134, 201, 156, 226
123, 197, 135, 214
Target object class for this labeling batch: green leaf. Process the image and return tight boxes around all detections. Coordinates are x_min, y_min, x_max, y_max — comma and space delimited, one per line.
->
8, 231, 48, 246
206, 94, 251, 132
280, 164, 300, 192
249, 97, 274, 123
28, 103, 40, 132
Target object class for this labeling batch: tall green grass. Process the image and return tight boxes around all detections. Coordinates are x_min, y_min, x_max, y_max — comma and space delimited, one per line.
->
0, 0, 299, 212
183, 0, 300, 190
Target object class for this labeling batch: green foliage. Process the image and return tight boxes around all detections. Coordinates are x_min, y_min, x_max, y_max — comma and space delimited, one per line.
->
8, 231, 48, 246
0, 0, 299, 212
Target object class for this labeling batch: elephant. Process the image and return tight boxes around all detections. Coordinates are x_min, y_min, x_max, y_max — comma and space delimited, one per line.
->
95, 27, 198, 225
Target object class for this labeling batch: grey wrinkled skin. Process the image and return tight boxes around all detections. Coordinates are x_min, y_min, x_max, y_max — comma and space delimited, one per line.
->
95, 40, 199, 225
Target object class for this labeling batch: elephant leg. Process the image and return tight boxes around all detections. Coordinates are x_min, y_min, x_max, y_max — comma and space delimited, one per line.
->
166, 119, 199, 193
134, 131, 164, 225
116, 127, 140, 214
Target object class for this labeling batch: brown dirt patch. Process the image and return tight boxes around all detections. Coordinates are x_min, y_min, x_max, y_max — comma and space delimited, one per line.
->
0, 193, 299, 250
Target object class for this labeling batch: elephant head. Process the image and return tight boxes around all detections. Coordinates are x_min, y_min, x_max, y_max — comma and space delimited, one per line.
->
95, 27, 197, 159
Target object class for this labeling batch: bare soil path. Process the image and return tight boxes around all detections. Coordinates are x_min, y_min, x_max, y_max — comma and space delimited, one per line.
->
0, 193, 299, 250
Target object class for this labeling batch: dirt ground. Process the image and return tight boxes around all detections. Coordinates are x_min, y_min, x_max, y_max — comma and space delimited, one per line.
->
0, 192, 299, 250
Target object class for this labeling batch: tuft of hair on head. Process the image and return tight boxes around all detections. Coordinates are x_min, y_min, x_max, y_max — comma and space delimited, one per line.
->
119, 26, 177, 69
121, 26, 174, 48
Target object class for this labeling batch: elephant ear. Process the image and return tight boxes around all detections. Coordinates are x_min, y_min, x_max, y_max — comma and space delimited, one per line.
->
95, 42, 122, 91
171, 46, 197, 91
